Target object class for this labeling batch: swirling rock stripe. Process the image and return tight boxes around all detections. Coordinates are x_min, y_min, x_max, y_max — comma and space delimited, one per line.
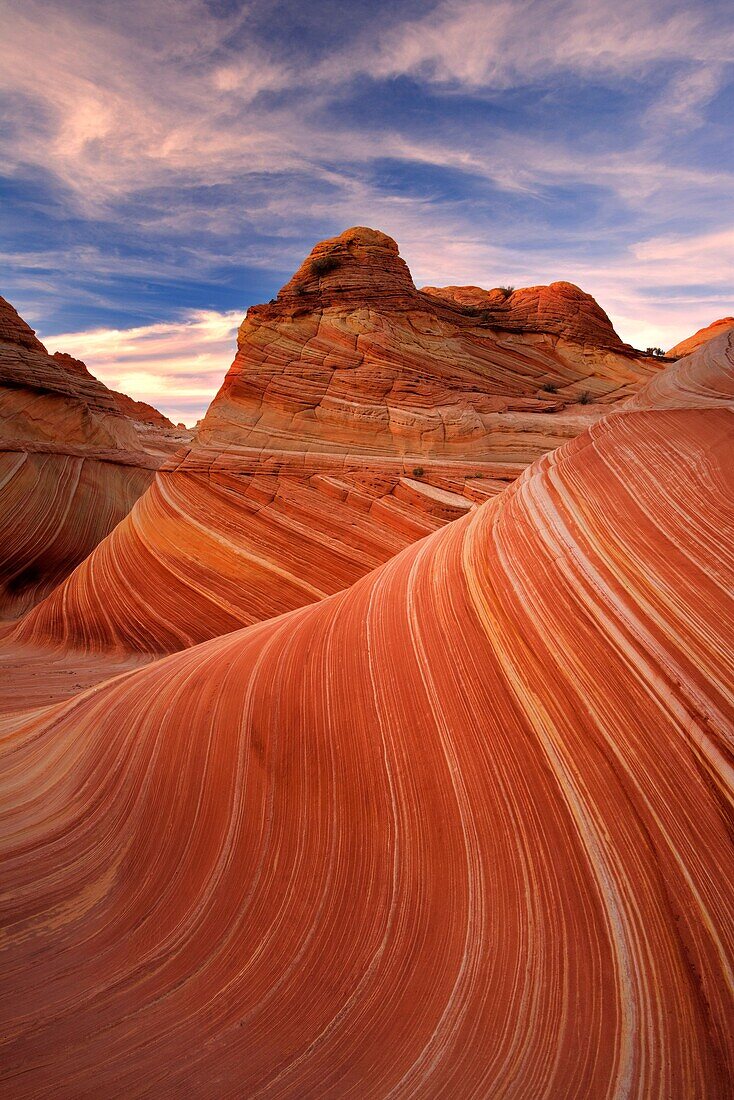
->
1, 385, 732, 1096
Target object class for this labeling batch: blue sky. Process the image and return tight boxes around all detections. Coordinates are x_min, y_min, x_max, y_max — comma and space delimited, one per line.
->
1, 0, 732, 422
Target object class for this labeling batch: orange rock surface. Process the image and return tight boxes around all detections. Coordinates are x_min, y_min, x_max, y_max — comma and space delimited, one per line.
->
0, 295, 190, 617
0, 331, 731, 1097
13, 228, 662, 654
667, 315, 734, 358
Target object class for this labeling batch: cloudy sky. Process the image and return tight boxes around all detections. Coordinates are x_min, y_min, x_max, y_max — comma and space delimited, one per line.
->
1, 0, 732, 423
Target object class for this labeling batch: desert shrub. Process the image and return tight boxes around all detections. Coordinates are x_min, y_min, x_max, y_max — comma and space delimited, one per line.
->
310, 254, 341, 277
541, 381, 558, 393
498, 285, 515, 298
578, 390, 592, 405
412, 466, 425, 478
645, 346, 665, 357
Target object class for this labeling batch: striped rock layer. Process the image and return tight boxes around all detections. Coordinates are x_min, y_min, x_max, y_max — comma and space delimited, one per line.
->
0, 295, 190, 618
0, 332, 732, 1097
13, 228, 661, 654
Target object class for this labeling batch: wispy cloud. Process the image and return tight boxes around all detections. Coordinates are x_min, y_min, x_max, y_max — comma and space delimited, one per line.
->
3, 0, 730, 204
359, 0, 733, 88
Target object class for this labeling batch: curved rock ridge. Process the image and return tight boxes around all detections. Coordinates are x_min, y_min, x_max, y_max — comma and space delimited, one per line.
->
13, 228, 662, 654
667, 315, 734, 358
0, 294, 191, 618
627, 327, 734, 411
1, 341, 732, 1097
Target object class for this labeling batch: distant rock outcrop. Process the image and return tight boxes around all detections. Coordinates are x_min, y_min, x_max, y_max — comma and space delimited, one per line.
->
420, 279, 627, 347
49, 348, 176, 429
1, 331, 732, 1097
666, 316, 734, 358
0, 295, 190, 618
14, 228, 662, 654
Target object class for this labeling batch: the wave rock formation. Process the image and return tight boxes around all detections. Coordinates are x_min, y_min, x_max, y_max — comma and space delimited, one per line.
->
1, 331, 732, 1097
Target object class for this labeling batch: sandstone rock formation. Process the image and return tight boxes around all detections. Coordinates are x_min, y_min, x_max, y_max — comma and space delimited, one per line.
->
421, 278, 626, 345
667, 315, 734, 358
12, 228, 662, 654
0, 295, 190, 617
1, 331, 731, 1097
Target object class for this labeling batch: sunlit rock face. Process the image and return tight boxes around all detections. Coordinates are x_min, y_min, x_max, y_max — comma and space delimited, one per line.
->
667, 315, 734, 358
0, 295, 190, 618
13, 228, 661, 654
1, 333, 731, 1097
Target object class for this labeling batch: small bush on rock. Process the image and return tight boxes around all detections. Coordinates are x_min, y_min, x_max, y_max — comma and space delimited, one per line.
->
578, 390, 592, 405
412, 466, 425, 477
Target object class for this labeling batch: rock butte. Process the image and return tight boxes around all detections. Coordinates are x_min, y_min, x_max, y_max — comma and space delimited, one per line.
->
10, 227, 662, 656
667, 315, 734, 358
0, 295, 190, 618
420, 279, 626, 346
0, 331, 732, 1097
